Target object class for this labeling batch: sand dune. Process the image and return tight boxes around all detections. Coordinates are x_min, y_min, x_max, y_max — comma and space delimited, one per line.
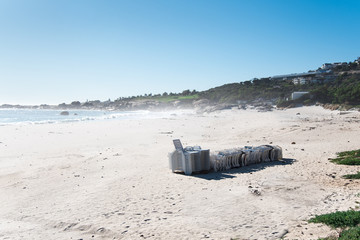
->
0, 106, 360, 239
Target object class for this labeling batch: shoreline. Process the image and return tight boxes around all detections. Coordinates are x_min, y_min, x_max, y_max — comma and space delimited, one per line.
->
1, 103, 359, 127
0, 108, 196, 126
0, 106, 359, 239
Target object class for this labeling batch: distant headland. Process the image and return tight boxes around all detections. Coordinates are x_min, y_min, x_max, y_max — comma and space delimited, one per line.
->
2, 57, 360, 112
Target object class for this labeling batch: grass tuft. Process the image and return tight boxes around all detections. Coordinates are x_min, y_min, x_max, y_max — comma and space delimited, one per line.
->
152, 94, 199, 103
308, 210, 360, 229
330, 149, 360, 165
343, 172, 360, 179
338, 226, 360, 240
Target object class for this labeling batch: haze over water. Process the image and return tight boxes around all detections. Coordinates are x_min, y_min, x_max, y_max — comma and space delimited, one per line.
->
0, 109, 191, 125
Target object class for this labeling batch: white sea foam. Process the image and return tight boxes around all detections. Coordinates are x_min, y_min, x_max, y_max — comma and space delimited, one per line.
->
0, 108, 194, 126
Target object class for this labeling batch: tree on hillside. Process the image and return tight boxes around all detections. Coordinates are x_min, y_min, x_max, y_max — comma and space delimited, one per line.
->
71, 101, 81, 106
182, 89, 191, 96
243, 80, 252, 86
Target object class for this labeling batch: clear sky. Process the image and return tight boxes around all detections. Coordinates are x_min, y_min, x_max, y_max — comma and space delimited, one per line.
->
1, 0, 360, 105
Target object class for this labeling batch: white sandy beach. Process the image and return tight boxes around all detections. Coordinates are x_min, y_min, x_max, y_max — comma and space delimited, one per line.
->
0, 106, 360, 240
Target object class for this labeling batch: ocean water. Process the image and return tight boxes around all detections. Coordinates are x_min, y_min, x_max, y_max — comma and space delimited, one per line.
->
0, 108, 189, 125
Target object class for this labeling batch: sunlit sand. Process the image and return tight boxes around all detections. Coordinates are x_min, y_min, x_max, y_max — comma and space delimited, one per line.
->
0, 106, 359, 239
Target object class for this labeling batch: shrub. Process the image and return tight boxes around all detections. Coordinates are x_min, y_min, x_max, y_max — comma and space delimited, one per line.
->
343, 172, 360, 179
308, 210, 360, 228
339, 226, 360, 240
304, 99, 314, 105
330, 149, 360, 165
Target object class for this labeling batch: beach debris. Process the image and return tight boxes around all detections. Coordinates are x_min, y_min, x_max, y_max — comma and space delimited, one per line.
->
160, 131, 173, 134
291, 142, 296, 144
96, 227, 106, 233
169, 139, 210, 175
250, 188, 262, 196
210, 145, 282, 172
169, 139, 282, 175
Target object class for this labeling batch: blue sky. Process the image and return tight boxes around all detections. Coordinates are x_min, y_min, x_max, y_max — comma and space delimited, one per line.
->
0, 0, 359, 105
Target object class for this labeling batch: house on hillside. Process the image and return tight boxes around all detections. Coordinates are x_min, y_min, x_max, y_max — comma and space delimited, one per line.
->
321, 63, 333, 70
271, 72, 318, 82
321, 62, 347, 70
293, 77, 306, 85
292, 92, 309, 100
272, 72, 326, 85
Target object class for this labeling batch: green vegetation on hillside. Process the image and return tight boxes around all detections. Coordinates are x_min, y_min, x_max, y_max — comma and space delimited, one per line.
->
134, 94, 199, 103
196, 60, 360, 107
197, 73, 360, 107
332, 62, 360, 72
310, 73, 360, 106
198, 79, 307, 104
124, 70, 360, 108
152, 94, 199, 102
197, 61, 360, 107
116, 89, 199, 102
50, 58, 360, 110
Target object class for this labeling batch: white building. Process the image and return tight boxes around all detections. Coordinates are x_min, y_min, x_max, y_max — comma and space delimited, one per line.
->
292, 92, 309, 100
321, 62, 347, 70
321, 63, 333, 70
293, 77, 306, 85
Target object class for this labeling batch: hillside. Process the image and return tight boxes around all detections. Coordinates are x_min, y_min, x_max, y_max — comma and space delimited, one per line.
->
2, 58, 360, 111
114, 57, 360, 110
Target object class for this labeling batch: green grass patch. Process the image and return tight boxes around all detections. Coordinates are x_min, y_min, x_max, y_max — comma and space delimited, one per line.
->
308, 210, 360, 228
338, 150, 360, 158
330, 149, 360, 165
177, 94, 199, 100
149, 94, 199, 103
339, 226, 360, 240
154, 96, 179, 102
343, 172, 360, 179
